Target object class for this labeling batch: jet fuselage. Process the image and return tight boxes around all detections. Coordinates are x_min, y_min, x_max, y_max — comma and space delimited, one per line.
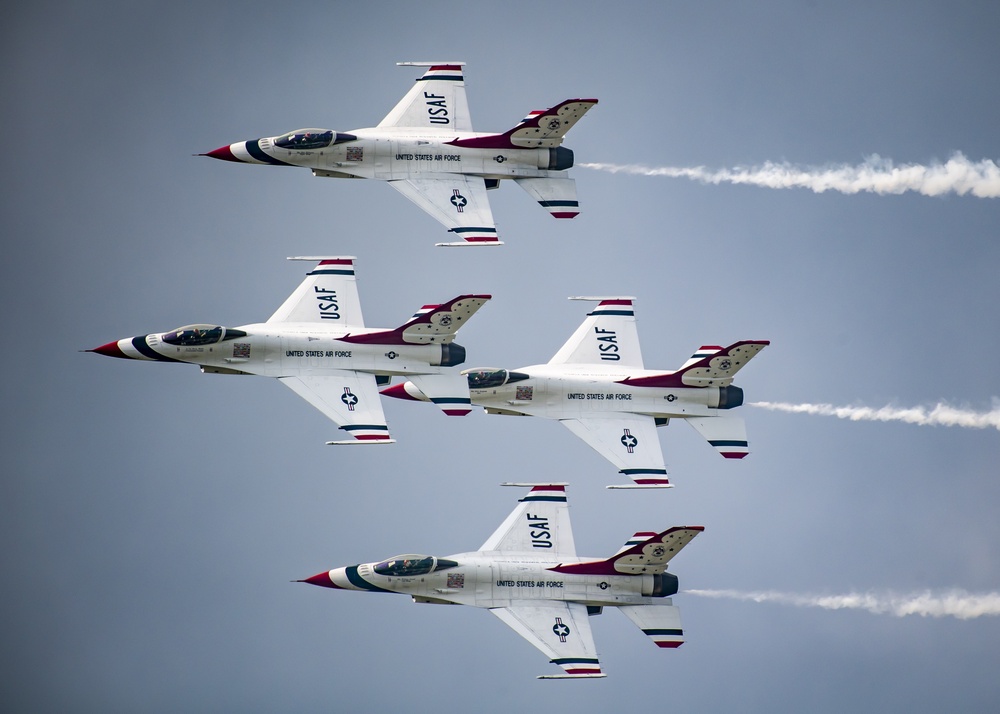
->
315, 552, 679, 609
96, 322, 464, 378
463, 364, 743, 420
214, 128, 574, 182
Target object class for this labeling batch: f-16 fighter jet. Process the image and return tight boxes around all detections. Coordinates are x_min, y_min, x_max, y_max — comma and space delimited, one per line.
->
89, 257, 490, 444
201, 62, 597, 246
383, 297, 768, 487
300, 483, 702, 678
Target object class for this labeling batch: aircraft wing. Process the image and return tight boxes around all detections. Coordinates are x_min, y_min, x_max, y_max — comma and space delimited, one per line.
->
378, 63, 472, 132
548, 297, 644, 368
388, 175, 500, 245
560, 414, 670, 487
479, 484, 576, 557
490, 602, 604, 678
278, 372, 393, 443
267, 257, 365, 328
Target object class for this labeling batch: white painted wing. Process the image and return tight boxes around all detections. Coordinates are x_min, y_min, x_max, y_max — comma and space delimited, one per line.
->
388, 176, 499, 245
560, 414, 669, 486
267, 258, 364, 328
278, 372, 392, 442
491, 602, 604, 678
377, 63, 472, 132
548, 298, 644, 368
479, 485, 576, 557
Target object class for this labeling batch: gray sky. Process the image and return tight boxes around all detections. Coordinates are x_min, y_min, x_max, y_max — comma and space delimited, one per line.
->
4, 1, 999, 711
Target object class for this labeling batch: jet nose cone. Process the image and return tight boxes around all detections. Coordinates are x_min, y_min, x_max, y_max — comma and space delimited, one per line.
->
298, 571, 339, 589
380, 382, 424, 401
380, 383, 413, 400
200, 145, 240, 162
88, 340, 127, 359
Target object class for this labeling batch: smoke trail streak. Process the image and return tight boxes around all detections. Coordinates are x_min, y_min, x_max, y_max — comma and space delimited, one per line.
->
749, 400, 1000, 431
581, 153, 1000, 198
686, 589, 1000, 620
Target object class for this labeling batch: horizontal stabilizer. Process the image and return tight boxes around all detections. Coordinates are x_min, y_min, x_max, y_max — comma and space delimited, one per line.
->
685, 415, 749, 459
341, 295, 490, 345
514, 177, 579, 218
407, 373, 472, 416
619, 604, 685, 649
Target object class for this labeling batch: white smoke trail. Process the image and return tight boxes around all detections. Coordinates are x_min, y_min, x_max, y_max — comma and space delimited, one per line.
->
686, 589, 1000, 620
581, 152, 1000, 198
749, 400, 1000, 432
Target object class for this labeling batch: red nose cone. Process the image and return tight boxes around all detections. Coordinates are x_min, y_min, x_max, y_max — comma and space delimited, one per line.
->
299, 571, 339, 589
89, 340, 127, 359
380, 383, 418, 401
200, 145, 240, 162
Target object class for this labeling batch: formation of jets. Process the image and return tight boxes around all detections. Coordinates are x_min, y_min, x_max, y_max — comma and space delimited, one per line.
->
93, 62, 769, 677
384, 297, 768, 487
202, 62, 597, 246
301, 483, 701, 678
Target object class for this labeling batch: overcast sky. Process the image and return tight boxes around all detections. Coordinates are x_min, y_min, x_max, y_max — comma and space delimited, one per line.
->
4, 2, 999, 711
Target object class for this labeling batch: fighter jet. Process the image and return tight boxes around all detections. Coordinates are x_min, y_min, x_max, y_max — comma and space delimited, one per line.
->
300, 483, 701, 678
383, 297, 768, 486
89, 257, 490, 444
201, 62, 597, 246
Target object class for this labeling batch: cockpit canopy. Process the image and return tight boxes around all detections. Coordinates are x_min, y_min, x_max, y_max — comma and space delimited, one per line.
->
161, 324, 247, 346
462, 368, 530, 390
273, 128, 357, 150
373, 554, 458, 577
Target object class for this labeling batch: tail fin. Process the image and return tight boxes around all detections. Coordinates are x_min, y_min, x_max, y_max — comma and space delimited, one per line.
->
447, 98, 598, 149
340, 295, 491, 345
614, 532, 660, 555
549, 526, 703, 576
619, 340, 769, 389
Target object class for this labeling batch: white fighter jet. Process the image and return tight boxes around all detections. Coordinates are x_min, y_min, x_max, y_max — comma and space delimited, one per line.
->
383, 297, 768, 486
300, 483, 702, 678
201, 62, 597, 246
89, 257, 490, 444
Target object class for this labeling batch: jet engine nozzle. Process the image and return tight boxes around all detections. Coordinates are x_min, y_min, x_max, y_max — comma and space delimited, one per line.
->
438, 342, 467, 367
706, 385, 744, 409
717, 385, 744, 410
547, 146, 574, 171
643, 572, 679, 598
